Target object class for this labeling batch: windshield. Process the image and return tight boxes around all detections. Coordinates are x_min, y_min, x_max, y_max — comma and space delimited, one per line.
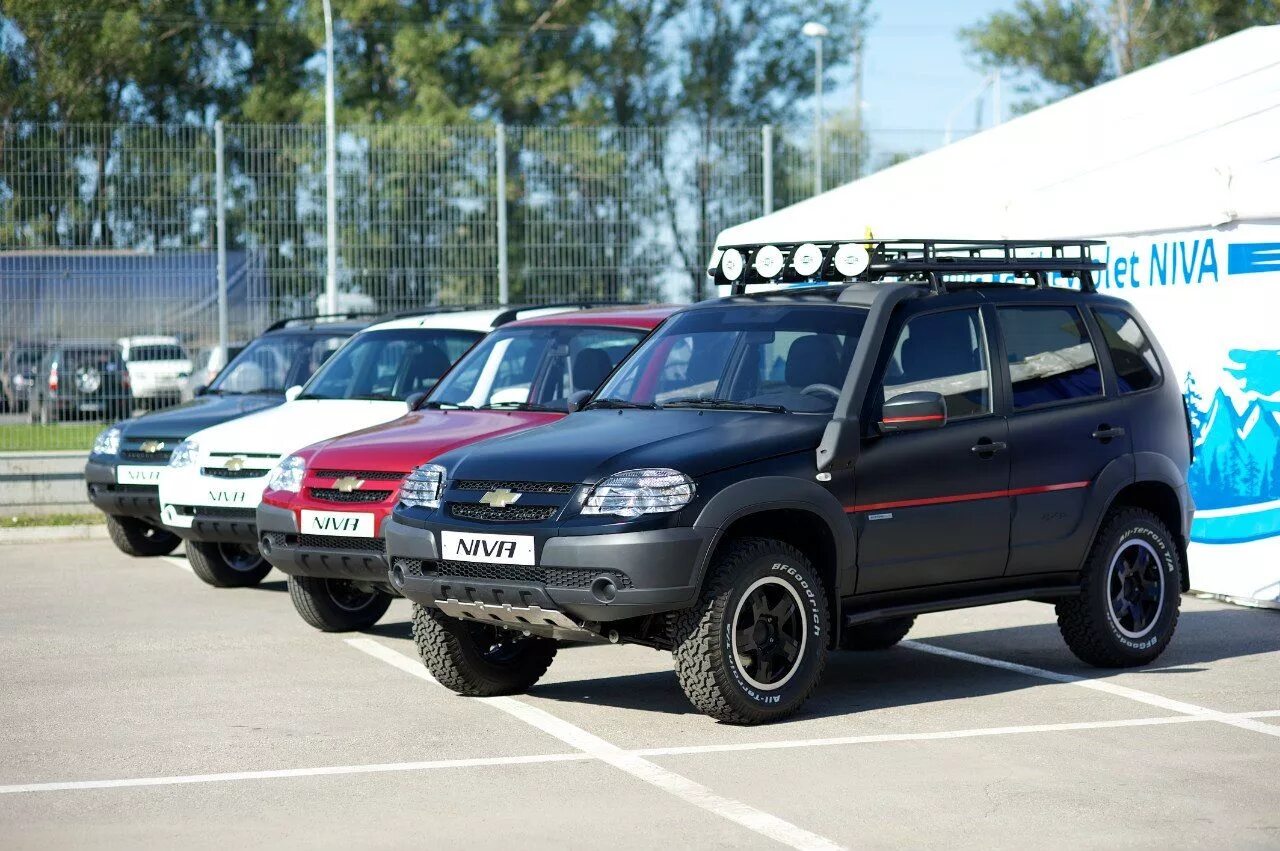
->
298, 328, 480, 401
595, 305, 868, 414
209, 332, 351, 395
129, 344, 188, 362
428, 325, 647, 412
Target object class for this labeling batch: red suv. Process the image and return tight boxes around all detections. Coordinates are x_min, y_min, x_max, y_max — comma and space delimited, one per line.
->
257, 305, 677, 631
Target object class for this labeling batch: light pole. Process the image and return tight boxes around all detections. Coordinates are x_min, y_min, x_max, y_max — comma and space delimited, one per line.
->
322, 0, 338, 316
802, 21, 829, 198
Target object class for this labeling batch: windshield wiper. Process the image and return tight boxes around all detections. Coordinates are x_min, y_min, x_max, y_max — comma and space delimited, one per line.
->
583, 398, 657, 410
420, 400, 475, 410
480, 401, 564, 413
660, 398, 787, 413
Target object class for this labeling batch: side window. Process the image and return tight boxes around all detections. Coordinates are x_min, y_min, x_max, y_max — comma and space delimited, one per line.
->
1093, 308, 1161, 393
881, 309, 992, 419
998, 306, 1103, 410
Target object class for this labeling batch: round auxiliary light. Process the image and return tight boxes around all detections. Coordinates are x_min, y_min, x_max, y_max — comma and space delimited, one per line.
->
833, 243, 871, 278
720, 248, 744, 282
791, 242, 823, 277
753, 244, 785, 279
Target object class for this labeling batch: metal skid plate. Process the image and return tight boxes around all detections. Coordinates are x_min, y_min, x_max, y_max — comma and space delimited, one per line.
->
434, 597, 607, 643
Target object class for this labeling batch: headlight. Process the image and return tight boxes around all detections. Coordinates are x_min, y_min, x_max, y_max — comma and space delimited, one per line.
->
265, 455, 306, 493
91, 426, 121, 456
400, 463, 446, 509
582, 468, 695, 518
169, 438, 199, 468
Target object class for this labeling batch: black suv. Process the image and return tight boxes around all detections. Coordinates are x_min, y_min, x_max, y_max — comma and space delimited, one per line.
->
28, 341, 133, 423
383, 240, 1193, 724
85, 315, 371, 558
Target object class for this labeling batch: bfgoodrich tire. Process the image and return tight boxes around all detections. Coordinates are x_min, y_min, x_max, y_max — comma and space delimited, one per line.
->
1057, 507, 1181, 667
288, 575, 393, 632
673, 537, 829, 725
104, 514, 181, 557
839, 615, 915, 651
186, 539, 272, 588
412, 603, 557, 696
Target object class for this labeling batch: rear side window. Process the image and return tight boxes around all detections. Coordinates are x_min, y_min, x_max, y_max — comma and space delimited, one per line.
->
997, 306, 1103, 410
1093, 309, 1161, 393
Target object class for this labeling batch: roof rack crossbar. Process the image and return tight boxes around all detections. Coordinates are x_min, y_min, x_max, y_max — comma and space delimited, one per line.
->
263, 311, 382, 333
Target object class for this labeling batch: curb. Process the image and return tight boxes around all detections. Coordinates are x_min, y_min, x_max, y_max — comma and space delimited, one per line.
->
0, 524, 108, 545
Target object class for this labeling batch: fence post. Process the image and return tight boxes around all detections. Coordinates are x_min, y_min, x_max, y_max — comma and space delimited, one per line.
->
495, 123, 510, 306
761, 125, 774, 215
214, 121, 229, 357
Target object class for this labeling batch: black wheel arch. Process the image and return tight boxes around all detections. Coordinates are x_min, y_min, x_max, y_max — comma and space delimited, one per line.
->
1082, 459, 1191, 593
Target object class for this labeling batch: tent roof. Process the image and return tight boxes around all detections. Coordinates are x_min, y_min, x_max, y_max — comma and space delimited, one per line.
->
716, 25, 1280, 249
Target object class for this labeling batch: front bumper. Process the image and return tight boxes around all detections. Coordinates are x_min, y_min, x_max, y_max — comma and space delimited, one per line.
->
256, 502, 391, 585
159, 465, 266, 544
84, 459, 161, 519
383, 515, 711, 624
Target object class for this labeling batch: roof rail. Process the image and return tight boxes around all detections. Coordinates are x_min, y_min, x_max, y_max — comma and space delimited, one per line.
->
489, 301, 645, 328
367, 304, 494, 324
708, 238, 1106, 295
263, 312, 382, 333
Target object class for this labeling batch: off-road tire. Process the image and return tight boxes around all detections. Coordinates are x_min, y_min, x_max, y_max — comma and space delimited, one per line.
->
411, 603, 557, 696
185, 539, 272, 588
288, 575, 393, 632
1057, 507, 1181, 667
839, 615, 915, 651
672, 537, 829, 725
104, 514, 181, 557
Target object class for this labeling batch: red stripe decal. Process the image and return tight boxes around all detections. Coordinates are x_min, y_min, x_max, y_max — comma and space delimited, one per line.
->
847, 480, 1090, 513
882, 414, 945, 424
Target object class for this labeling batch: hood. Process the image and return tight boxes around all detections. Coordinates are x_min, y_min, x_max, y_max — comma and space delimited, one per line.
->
186, 398, 411, 458
301, 409, 564, 472
117, 393, 283, 441
437, 409, 828, 483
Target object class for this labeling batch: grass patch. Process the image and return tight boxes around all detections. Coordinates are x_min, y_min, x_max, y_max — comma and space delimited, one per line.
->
0, 423, 100, 452
1, 513, 104, 528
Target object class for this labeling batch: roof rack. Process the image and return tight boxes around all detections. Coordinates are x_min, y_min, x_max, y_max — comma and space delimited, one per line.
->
709, 238, 1106, 295
263, 312, 382, 333
489, 301, 644, 327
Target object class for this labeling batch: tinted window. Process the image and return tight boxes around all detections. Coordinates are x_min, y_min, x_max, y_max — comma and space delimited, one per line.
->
998, 306, 1103, 409
210, 333, 351, 395
300, 329, 479, 401
880, 309, 991, 419
129, 344, 188, 362
1094, 309, 1160, 393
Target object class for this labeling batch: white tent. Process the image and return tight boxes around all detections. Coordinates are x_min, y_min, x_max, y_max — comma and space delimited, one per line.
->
716, 26, 1280, 607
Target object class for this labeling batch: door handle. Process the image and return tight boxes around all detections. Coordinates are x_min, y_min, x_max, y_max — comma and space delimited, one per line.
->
970, 440, 1007, 456
1091, 426, 1126, 441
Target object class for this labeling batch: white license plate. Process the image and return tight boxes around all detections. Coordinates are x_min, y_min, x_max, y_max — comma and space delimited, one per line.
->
301, 510, 375, 538
116, 465, 163, 485
80, 402, 104, 412
441, 531, 535, 565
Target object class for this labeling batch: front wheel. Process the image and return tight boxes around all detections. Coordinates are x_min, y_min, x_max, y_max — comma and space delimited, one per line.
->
288, 575, 393, 632
1056, 507, 1181, 667
104, 515, 181, 557
673, 537, 830, 725
186, 539, 272, 588
411, 603, 557, 696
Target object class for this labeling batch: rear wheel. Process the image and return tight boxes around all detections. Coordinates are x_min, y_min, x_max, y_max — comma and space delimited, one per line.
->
411, 603, 557, 696
288, 575, 393, 632
839, 615, 915, 651
186, 539, 272, 588
104, 515, 181, 557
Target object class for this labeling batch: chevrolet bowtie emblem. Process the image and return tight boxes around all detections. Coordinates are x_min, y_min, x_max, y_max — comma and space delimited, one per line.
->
139, 440, 165, 453
479, 488, 522, 508
333, 476, 364, 493
223, 456, 246, 471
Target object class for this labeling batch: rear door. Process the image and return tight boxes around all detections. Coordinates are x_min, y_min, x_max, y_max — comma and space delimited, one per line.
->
994, 302, 1133, 576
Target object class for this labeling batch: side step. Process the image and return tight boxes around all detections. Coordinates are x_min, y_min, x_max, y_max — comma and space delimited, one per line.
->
844, 584, 1080, 627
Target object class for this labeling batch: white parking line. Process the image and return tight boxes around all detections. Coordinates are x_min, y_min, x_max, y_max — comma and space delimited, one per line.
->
161, 555, 191, 573
904, 640, 1280, 739
346, 638, 845, 851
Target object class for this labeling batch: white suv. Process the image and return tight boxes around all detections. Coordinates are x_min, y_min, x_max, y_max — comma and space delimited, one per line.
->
157, 306, 578, 587
118, 336, 193, 407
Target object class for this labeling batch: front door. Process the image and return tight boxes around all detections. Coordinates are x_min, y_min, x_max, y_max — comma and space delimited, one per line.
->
851, 307, 1012, 593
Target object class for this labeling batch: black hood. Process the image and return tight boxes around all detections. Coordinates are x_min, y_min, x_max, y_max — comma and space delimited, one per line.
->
116, 393, 283, 441
437, 409, 827, 484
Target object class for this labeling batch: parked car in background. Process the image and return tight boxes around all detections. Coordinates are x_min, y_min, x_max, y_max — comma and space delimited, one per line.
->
182, 342, 247, 402
27, 342, 133, 423
85, 315, 373, 557
118, 336, 193, 409
1, 341, 47, 413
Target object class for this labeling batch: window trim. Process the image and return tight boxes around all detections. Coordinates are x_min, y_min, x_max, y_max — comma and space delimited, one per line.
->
996, 303, 1107, 414
1090, 306, 1165, 397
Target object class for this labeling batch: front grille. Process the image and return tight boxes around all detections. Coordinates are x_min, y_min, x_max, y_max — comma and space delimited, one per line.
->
201, 467, 269, 479
312, 469, 405, 481
192, 506, 255, 520
298, 534, 385, 553
452, 479, 576, 495
121, 450, 173, 462
449, 502, 558, 523
309, 487, 392, 503
428, 560, 632, 590
93, 483, 155, 493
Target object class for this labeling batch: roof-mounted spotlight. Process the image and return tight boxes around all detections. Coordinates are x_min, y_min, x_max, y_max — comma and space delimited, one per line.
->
832, 243, 870, 278
719, 248, 745, 283
753, 244, 785, 280
789, 242, 824, 279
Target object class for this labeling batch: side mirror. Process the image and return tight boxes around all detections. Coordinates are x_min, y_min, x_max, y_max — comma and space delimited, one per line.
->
405, 391, 427, 411
567, 390, 592, 413
194, 384, 208, 397
879, 391, 947, 433
285, 385, 303, 402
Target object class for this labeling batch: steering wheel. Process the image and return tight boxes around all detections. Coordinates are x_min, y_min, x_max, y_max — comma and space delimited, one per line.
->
801, 383, 841, 399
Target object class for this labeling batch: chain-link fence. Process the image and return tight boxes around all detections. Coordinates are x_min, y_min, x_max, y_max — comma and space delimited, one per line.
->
0, 120, 941, 449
